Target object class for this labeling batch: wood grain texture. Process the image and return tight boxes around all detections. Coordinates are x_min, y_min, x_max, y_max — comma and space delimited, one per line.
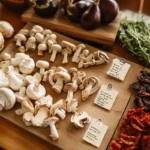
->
21, 7, 121, 46
0, 22, 143, 150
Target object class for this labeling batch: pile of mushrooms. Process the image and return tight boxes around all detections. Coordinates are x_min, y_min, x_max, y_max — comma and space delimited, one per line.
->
14, 24, 109, 68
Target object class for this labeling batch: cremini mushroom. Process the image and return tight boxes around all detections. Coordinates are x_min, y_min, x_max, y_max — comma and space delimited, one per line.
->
25, 37, 36, 51
23, 112, 34, 126
36, 60, 49, 76
0, 69, 9, 88
0, 88, 16, 111
19, 55, 35, 74
35, 32, 44, 43
78, 49, 89, 68
62, 48, 72, 64
48, 66, 57, 86
15, 99, 34, 116
71, 112, 91, 128
5, 66, 27, 91
79, 76, 100, 101
14, 33, 27, 47
26, 83, 46, 101
0, 21, 14, 38
50, 44, 62, 62
15, 87, 28, 103
43, 117, 59, 140
50, 100, 66, 120
32, 107, 49, 127
72, 44, 85, 63
37, 43, 47, 56
52, 67, 71, 93
1, 53, 11, 61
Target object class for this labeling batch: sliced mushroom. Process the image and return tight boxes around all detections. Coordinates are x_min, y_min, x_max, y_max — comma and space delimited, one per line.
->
36, 60, 49, 76
50, 100, 66, 120
78, 49, 89, 68
25, 37, 36, 51
71, 112, 91, 128
15, 99, 34, 116
5, 66, 27, 91
72, 44, 85, 63
32, 107, 49, 127
37, 43, 47, 56
43, 117, 59, 140
83, 59, 96, 68
23, 112, 34, 126
0, 88, 16, 111
50, 44, 62, 62
79, 76, 100, 101
52, 68, 71, 93
19, 55, 35, 74
14, 33, 27, 47
26, 83, 46, 101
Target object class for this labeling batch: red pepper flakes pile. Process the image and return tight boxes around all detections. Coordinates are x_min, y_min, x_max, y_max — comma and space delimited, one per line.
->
108, 108, 150, 150
130, 71, 150, 111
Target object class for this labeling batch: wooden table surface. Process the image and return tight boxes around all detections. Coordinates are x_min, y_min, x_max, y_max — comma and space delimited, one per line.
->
0, 1, 150, 150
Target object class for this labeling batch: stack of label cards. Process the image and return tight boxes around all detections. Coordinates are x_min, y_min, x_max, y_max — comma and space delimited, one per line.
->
107, 58, 131, 81
83, 118, 108, 148
94, 84, 119, 110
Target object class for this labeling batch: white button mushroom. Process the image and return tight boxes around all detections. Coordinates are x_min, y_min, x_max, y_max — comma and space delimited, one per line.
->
26, 72, 42, 84
72, 44, 85, 63
42, 29, 52, 37
79, 76, 100, 101
35, 32, 44, 43
32, 25, 44, 33
19, 55, 35, 75
25, 37, 36, 51
19, 29, 29, 37
61, 41, 76, 51
49, 34, 57, 43
0, 32, 4, 51
47, 40, 54, 53
26, 83, 46, 101
36, 60, 49, 76
23, 112, 34, 126
0, 88, 16, 111
62, 48, 72, 64
50, 44, 62, 62
1, 52, 11, 61
52, 69, 71, 94
48, 66, 57, 86
37, 43, 47, 56
15, 99, 34, 116
0, 21, 14, 38
43, 117, 59, 140
14, 33, 27, 47
0, 69, 9, 88
71, 112, 91, 128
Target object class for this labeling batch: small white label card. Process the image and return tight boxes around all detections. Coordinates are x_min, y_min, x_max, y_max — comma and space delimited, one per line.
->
83, 118, 108, 148
107, 58, 131, 81
94, 84, 119, 110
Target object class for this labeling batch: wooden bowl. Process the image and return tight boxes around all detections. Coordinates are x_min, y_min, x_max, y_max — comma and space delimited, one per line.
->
0, 0, 30, 13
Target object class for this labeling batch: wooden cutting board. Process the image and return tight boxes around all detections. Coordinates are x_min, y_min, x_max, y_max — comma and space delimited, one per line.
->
0, 23, 143, 150
21, 7, 121, 46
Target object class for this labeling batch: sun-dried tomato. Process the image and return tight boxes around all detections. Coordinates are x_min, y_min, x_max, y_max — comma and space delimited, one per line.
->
108, 138, 123, 150
121, 145, 140, 150
142, 135, 150, 150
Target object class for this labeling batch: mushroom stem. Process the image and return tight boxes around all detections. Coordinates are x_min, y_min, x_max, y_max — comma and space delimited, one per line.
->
40, 68, 45, 75
0, 100, 5, 111
50, 50, 57, 62
49, 122, 59, 140
15, 108, 25, 116
16, 40, 21, 47
66, 89, 73, 103
19, 87, 26, 97
55, 109, 66, 120
62, 53, 68, 64
52, 78, 63, 93
82, 81, 93, 101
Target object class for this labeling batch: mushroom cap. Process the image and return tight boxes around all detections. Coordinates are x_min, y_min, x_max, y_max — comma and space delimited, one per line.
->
61, 41, 76, 51
53, 71, 71, 82
21, 99, 34, 113
32, 25, 44, 33
19, 29, 29, 36
29, 28, 36, 36
28, 37, 36, 42
56, 66, 67, 73
38, 43, 47, 51
75, 44, 85, 51
49, 34, 57, 40
47, 40, 54, 47
26, 72, 42, 84
1, 53, 11, 61
79, 76, 100, 95
43, 29, 52, 36
36, 60, 49, 69
51, 44, 62, 52
35, 32, 44, 42
64, 83, 77, 93
82, 49, 89, 56
0, 69, 9, 88
69, 67, 78, 76
0, 87, 16, 110
62, 48, 72, 55
14, 33, 26, 41
43, 116, 59, 127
